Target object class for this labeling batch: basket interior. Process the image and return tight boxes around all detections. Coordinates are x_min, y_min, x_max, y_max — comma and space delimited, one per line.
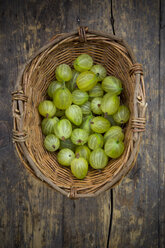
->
21, 37, 135, 194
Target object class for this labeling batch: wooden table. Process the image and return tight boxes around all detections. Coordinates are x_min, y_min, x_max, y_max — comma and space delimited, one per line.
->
0, 0, 164, 247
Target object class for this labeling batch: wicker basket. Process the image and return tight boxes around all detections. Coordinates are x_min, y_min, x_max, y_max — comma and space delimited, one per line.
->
12, 27, 147, 198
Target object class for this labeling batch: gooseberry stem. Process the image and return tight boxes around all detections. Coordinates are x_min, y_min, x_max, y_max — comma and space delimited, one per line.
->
76, 153, 80, 158
62, 81, 66, 88
46, 113, 49, 118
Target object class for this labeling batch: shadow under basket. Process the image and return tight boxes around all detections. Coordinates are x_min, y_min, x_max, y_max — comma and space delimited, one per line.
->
12, 27, 147, 199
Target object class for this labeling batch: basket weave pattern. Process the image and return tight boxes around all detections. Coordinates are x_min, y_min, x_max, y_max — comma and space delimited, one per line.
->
12, 27, 146, 198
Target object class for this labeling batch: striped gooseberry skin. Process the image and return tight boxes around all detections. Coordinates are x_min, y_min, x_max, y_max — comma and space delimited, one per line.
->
57, 148, 75, 166
66, 70, 79, 92
71, 128, 89, 146
80, 101, 91, 115
91, 64, 107, 81
76, 71, 98, 91
53, 87, 72, 110
55, 64, 72, 82
81, 114, 93, 134
90, 116, 111, 133
102, 76, 122, 95
54, 119, 72, 140
75, 145, 91, 162
38, 100, 56, 118
89, 83, 104, 97
65, 105, 82, 126
44, 134, 60, 152
104, 126, 124, 143
73, 54, 93, 72
113, 105, 130, 124
91, 97, 103, 115
41, 116, 59, 135
88, 133, 104, 150
72, 89, 89, 105
47, 81, 62, 98
104, 138, 124, 159
101, 93, 120, 115
71, 157, 88, 179
89, 148, 108, 169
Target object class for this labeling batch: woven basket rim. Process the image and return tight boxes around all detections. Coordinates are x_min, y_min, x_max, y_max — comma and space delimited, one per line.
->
14, 28, 137, 90
12, 27, 147, 198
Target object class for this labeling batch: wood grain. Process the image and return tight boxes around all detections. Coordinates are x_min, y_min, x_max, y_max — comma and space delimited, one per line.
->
0, 1, 111, 248
0, 0, 164, 247
110, 0, 163, 247
159, 0, 165, 247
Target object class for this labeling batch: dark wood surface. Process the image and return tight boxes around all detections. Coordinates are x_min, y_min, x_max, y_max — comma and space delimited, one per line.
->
0, 0, 164, 247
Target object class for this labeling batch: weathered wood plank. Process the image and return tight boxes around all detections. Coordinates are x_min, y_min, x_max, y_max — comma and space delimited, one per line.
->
159, 0, 165, 247
61, 193, 111, 248
110, 0, 160, 247
1, 0, 164, 247
0, 1, 112, 248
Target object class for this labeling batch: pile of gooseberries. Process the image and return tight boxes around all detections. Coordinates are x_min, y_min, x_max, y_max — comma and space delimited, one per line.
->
38, 54, 130, 179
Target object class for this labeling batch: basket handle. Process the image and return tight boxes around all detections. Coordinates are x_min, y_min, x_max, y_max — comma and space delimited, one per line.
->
49, 26, 89, 43
12, 90, 28, 142
129, 64, 147, 140
78, 26, 88, 42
